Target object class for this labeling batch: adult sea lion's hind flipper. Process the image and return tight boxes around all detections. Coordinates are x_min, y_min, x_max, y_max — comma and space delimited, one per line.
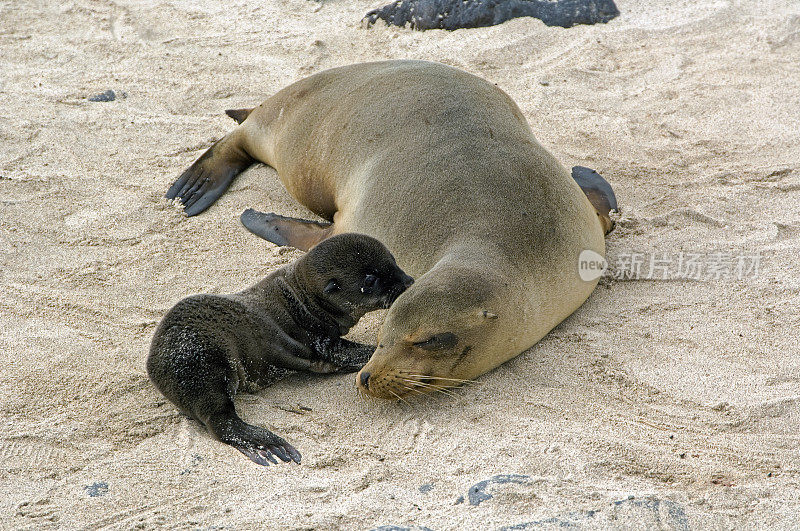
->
571, 166, 618, 235
166, 132, 254, 216
241, 209, 333, 251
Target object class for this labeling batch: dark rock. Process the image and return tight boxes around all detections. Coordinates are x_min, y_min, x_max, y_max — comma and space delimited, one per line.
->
501, 496, 690, 530
364, 0, 619, 31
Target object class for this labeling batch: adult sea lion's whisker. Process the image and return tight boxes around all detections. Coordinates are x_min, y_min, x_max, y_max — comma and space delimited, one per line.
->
400, 378, 459, 398
398, 383, 426, 400
388, 389, 411, 407
399, 378, 434, 392
399, 382, 426, 396
356, 386, 370, 401
406, 374, 478, 384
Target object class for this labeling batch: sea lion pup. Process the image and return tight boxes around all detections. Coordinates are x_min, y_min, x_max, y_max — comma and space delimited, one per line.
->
147, 233, 414, 466
165, 60, 617, 400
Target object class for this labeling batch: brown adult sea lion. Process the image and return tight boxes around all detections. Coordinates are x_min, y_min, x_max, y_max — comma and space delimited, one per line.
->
147, 233, 414, 465
165, 60, 617, 399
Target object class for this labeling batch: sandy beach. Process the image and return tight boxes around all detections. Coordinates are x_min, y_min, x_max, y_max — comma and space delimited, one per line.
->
2, 0, 800, 528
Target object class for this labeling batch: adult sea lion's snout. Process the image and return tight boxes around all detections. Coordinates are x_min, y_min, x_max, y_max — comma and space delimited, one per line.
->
356, 337, 471, 399
357, 262, 508, 399
356, 341, 442, 399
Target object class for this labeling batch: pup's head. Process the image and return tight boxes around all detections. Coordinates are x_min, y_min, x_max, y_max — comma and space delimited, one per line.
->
297, 233, 414, 319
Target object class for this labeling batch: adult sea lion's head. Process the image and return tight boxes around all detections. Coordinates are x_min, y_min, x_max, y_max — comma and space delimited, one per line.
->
356, 258, 509, 399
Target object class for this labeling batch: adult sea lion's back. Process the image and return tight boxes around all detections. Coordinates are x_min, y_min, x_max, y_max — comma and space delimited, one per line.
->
235, 61, 601, 273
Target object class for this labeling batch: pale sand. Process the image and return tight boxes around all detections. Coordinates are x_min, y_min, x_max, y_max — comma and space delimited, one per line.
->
2, 0, 800, 528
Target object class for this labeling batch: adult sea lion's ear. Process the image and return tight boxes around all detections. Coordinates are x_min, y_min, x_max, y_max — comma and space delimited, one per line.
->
324, 279, 340, 294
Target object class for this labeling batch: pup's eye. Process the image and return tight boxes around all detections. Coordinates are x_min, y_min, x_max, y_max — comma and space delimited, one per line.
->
412, 332, 458, 350
324, 279, 339, 294
363, 274, 378, 289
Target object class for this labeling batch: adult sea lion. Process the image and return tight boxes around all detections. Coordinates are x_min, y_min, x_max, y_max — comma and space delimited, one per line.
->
147, 233, 414, 465
165, 60, 617, 399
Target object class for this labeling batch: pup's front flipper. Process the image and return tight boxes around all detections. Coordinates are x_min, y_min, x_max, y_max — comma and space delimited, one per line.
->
312, 337, 376, 373
208, 413, 302, 466
240, 209, 333, 251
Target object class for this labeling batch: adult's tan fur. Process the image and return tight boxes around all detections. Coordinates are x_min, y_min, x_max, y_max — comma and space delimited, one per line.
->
166, 60, 615, 399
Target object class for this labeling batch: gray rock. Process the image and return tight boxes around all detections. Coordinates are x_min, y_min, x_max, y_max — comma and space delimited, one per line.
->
467, 474, 531, 506
88, 90, 116, 102
84, 481, 109, 497
501, 496, 690, 530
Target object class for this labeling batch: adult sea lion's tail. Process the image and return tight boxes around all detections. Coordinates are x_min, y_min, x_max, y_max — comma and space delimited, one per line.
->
571, 166, 618, 235
166, 129, 254, 216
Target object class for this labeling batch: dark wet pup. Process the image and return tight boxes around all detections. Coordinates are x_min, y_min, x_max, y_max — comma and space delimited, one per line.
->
147, 233, 414, 466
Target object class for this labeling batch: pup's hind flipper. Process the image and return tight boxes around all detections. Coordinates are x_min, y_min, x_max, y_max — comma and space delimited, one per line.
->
571, 166, 618, 235
210, 414, 302, 466
240, 209, 333, 251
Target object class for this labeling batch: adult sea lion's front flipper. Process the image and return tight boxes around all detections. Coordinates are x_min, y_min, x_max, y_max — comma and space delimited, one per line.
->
166, 131, 254, 216
240, 209, 333, 251
571, 166, 618, 235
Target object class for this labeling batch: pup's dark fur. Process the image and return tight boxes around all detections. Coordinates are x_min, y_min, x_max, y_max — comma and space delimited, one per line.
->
147, 233, 413, 466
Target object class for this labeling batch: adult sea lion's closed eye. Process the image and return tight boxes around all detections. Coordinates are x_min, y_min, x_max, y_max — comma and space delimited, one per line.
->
413, 332, 459, 350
